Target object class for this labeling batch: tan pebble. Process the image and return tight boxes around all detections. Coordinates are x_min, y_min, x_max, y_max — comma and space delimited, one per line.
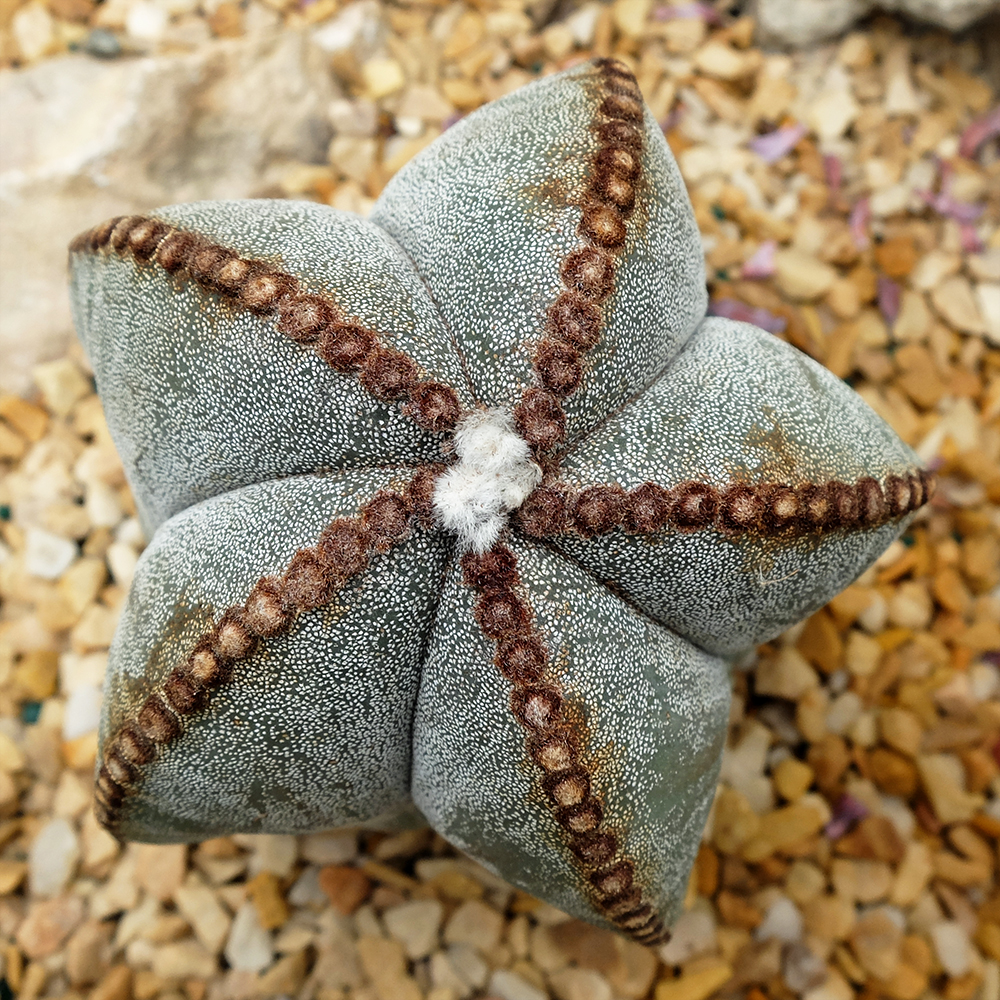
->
59, 558, 107, 615
62, 731, 98, 770
826, 277, 861, 319
797, 609, 843, 673
879, 707, 923, 757
844, 630, 882, 677
609, 933, 659, 996
16, 894, 86, 959
32, 358, 91, 417
257, 950, 308, 996
772, 757, 814, 802
442, 9, 484, 58
838, 32, 874, 67
328, 136, 376, 185
869, 747, 918, 798
174, 873, 232, 953
66, 918, 113, 987
976, 282, 1000, 346
893, 290, 933, 343
317, 864, 371, 915
0, 859, 27, 894
361, 57, 405, 99
357, 935, 423, 1000
887, 581, 932, 629
440, 77, 484, 110
69, 603, 118, 653
693, 41, 760, 80
796, 688, 830, 743
0, 421, 26, 459
541, 22, 574, 61
931, 276, 986, 335
741, 802, 826, 862
716, 890, 762, 930
0, 395, 48, 441
444, 898, 504, 953
151, 939, 217, 980
384, 898, 444, 960
871, 961, 928, 1000
90, 965, 132, 1000
426, 867, 484, 901
975, 923, 1000, 961
801, 893, 855, 942
549, 966, 613, 1000
831, 858, 893, 904
917, 754, 985, 824
773, 249, 838, 301
0, 728, 28, 774
612, 0, 652, 37
755, 647, 818, 700
135, 843, 188, 902
712, 786, 760, 854
850, 907, 903, 980
247, 870, 290, 930
911, 249, 961, 291
654, 961, 732, 1000
805, 88, 859, 142
784, 860, 825, 905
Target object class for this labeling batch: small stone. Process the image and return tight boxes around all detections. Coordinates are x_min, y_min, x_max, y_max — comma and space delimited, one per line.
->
541, 22, 574, 62
441, 77, 484, 111
773, 249, 838, 300
712, 785, 760, 853
694, 41, 760, 80
0, 860, 27, 895
784, 860, 825, 905
83, 28, 121, 58
806, 89, 859, 141
741, 802, 826, 862
850, 906, 903, 979
802, 893, 855, 943
879, 707, 922, 757
224, 901, 273, 973
174, 873, 231, 953
135, 843, 187, 901
300, 830, 356, 865
447, 942, 489, 990
90, 965, 132, 1000
63, 683, 103, 740
257, 950, 308, 996
247, 870, 290, 930
12, 649, 59, 700
773, 757, 814, 801
0, 395, 48, 440
362, 57, 405, 99
66, 919, 112, 987
930, 920, 971, 976
549, 966, 613, 1000
756, 647, 819, 699
151, 939, 217, 979
287, 866, 328, 907
444, 898, 505, 953
396, 85, 454, 123
328, 136, 377, 184
887, 581, 932, 629
29, 817, 80, 897
13, 1, 54, 61
783, 942, 828, 993
931, 276, 986, 335
244, 833, 297, 877
825, 691, 862, 735
968, 249, 1000, 281
654, 963, 733, 1000
357, 935, 423, 1000
32, 358, 91, 417
384, 898, 444, 960
318, 865, 371, 914
16, 894, 86, 959
612, 0, 652, 37
755, 897, 803, 943
917, 754, 985, 824
126, 0, 168, 42
489, 967, 549, 1000
976, 282, 1000, 346
659, 907, 717, 964
25, 527, 77, 580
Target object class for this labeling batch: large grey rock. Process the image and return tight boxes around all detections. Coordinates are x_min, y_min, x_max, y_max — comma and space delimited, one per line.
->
0, 29, 337, 395
749, 0, 1000, 47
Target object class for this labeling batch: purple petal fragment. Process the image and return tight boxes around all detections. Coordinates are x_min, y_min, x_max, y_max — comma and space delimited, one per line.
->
709, 298, 787, 334
824, 794, 869, 840
959, 105, 1000, 159
850, 198, 870, 251
749, 124, 807, 163
741, 240, 777, 280
877, 277, 900, 325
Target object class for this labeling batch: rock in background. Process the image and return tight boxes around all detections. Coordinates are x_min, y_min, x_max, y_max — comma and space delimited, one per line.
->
748, 0, 1000, 48
0, 28, 337, 395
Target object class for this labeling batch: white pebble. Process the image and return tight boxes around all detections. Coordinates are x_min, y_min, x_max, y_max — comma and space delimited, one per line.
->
25, 527, 77, 580
85, 481, 123, 528
126, 0, 169, 42
115, 517, 146, 549
755, 896, 803, 943
825, 691, 862, 735
659, 906, 716, 963
62, 684, 102, 740
29, 817, 80, 897
107, 541, 138, 588
930, 921, 971, 977
489, 968, 548, 1000
224, 901, 273, 973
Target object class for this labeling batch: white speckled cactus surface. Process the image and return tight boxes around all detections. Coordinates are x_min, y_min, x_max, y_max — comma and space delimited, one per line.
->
67, 58, 933, 944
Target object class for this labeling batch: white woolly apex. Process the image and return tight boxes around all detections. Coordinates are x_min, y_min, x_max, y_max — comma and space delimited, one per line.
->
432, 408, 543, 553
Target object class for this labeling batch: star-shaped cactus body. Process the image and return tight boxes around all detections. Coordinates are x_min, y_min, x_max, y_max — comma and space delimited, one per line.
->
68, 59, 932, 943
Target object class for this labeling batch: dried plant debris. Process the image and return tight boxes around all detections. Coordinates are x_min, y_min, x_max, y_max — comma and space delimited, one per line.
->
2, 4, 1000, 1000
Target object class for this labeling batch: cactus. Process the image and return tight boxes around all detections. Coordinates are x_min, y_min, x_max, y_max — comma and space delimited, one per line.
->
68, 58, 932, 944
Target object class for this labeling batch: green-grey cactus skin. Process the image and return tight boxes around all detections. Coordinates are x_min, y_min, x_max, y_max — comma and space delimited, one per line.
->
67, 58, 931, 942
